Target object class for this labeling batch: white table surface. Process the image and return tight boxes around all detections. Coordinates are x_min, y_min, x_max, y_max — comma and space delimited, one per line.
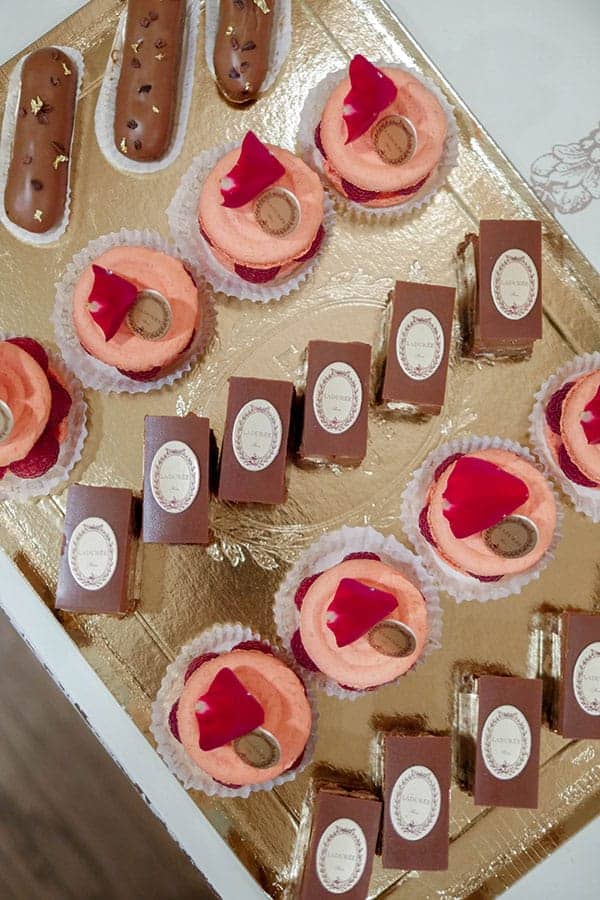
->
0, 2, 598, 898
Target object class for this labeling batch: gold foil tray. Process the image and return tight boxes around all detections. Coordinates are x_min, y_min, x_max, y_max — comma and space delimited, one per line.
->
1, 0, 599, 896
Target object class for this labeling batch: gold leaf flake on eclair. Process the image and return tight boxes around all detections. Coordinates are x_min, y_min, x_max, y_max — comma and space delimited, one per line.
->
30, 96, 44, 115
119, 137, 128, 154
33, 209, 43, 222
131, 41, 142, 54
52, 154, 69, 170
225, 25, 234, 36
253, 0, 271, 13
152, 105, 160, 114
61, 61, 72, 76
155, 52, 165, 61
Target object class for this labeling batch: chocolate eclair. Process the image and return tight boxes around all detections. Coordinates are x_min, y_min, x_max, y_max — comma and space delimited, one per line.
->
114, 0, 186, 162
4, 47, 78, 235
213, 0, 275, 104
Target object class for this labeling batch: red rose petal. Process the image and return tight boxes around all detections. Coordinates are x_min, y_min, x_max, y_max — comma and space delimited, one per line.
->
294, 225, 324, 263
326, 577, 398, 648
234, 263, 281, 283
9, 428, 59, 479
168, 701, 181, 742
442, 456, 530, 539
434, 453, 464, 482
232, 640, 275, 655
314, 122, 326, 159
341, 178, 379, 203
184, 652, 219, 683
558, 443, 598, 487
418, 505, 436, 546
117, 365, 163, 382
194, 667, 265, 752
290, 629, 319, 672
343, 552, 381, 562
88, 265, 138, 341
7, 337, 49, 371
545, 382, 575, 436
294, 572, 322, 610
581, 385, 600, 444
343, 54, 397, 143
47, 375, 72, 426
220, 131, 286, 209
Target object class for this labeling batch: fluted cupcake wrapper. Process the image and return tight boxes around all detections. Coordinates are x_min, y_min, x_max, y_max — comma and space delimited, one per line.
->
529, 352, 600, 523
0, 46, 84, 246
52, 227, 217, 394
204, 0, 292, 98
273, 525, 443, 702
0, 334, 87, 502
150, 622, 319, 798
94, 0, 200, 175
400, 434, 564, 603
296, 61, 458, 223
166, 140, 335, 303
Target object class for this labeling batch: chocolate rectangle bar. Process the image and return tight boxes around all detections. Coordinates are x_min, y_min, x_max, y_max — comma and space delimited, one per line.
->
299, 340, 371, 464
459, 219, 542, 359
381, 734, 451, 870
56, 484, 136, 615
379, 281, 455, 415
143, 415, 211, 545
114, 0, 186, 162
218, 377, 294, 505
4, 47, 78, 235
557, 612, 600, 739
473, 675, 542, 808
297, 787, 381, 900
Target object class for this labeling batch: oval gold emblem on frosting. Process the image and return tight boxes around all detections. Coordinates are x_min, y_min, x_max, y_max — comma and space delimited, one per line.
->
313, 362, 363, 434
232, 399, 282, 471
573, 641, 600, 716
127, 289, 173, 341
150, 440, 200, 514
396, 308, 445, 381
254, 187, 301, 237
481, 704, 531, 780
316, 817, 367, 894
371, 115, 417, 165
68, 516, 118, 592
390, 765, 441, 841
491, 249, 539, 321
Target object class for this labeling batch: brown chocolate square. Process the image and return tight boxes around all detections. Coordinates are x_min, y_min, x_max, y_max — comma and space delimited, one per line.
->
380, 281, 455, 414
218, 377, 294, 504
299, 340, 371, 464
56, 484, 136, 615
381, 734, 451, 870
473, 675, 542, 808
557, 612, 600, 739
143, 415, 211, 545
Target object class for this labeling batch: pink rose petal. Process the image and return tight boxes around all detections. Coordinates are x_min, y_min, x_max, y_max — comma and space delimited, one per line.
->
88, 265, 138, 341
220, 131, 286, 208
194, 667, 264, 752
581, 385, 600, 444
442, 455, 530, 539
326, 577, 398, 648
343, 55, 397, 144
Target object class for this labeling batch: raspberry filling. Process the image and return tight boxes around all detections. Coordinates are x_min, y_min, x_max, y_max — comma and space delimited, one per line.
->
118, 365, 163, 382
291, 629, 319, 672
184, 652, 219, 683
433, 453, 464, 482
9, 428, 60, 479
168, 701, 181, 742
234, 263, 282, 284
418, 505, 436, 546
294, 225, 325, 263
545, 381, 575, 435
294, 573, 322, 610
7, 337, 48, 371
341, 173, 430, 203
558, 443, 598, 488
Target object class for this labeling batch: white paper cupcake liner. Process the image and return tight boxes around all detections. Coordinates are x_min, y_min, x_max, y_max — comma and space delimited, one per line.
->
52, 227, 217, 394
0, 46, 84, 245
400, 435, 564, 603
297, 61, 458, 223
204, 0, 291, 99
0, 334, 87, 502
273, 525, 443, 701
150, 622, 318, 798
530, 352, 600, 522
167, 141, 335, 303
94, 0, 200, 175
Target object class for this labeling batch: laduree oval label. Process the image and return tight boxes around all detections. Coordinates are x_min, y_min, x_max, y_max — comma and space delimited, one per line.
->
390, 765, 441, 841
573, 641, 600, 716
127, 290, 172, 341
68, 517, 118, 592
254, 187, 301, 237
481, 704, 531, 780
232, 400, 282, 472
313, 362, 363, 434
371, 115, 417, 165
316, 817, 367, 894
396, 309, 445, 381
491, 249, 539, 321
150, 440, 199, 514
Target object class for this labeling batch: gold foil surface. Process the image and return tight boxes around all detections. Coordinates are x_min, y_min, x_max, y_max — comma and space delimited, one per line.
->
1, 1, 600, 896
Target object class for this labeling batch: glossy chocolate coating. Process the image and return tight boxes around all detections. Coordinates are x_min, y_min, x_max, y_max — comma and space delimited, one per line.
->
4, 47, 77, 235
114, 0, 186, 162
213, 0, 275, 104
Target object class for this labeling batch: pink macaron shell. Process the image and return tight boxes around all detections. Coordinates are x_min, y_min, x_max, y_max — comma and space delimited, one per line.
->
320, 68, 447, 193
0, 342, 52, 467
72, 247, 199, 373
203, 239, 299, 282
176, 650, 311, 787
560, 370, 600, 483
299, 559, 428, 690
322, 159, 430, 208
198, 145, 324, 269
428, 449, 556, 578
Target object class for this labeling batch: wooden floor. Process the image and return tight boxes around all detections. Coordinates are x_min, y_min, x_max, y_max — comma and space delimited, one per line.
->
0, 610, 216, 900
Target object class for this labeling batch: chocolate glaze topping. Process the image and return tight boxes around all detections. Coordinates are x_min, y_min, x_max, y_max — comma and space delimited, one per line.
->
213, 0, 275, 104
